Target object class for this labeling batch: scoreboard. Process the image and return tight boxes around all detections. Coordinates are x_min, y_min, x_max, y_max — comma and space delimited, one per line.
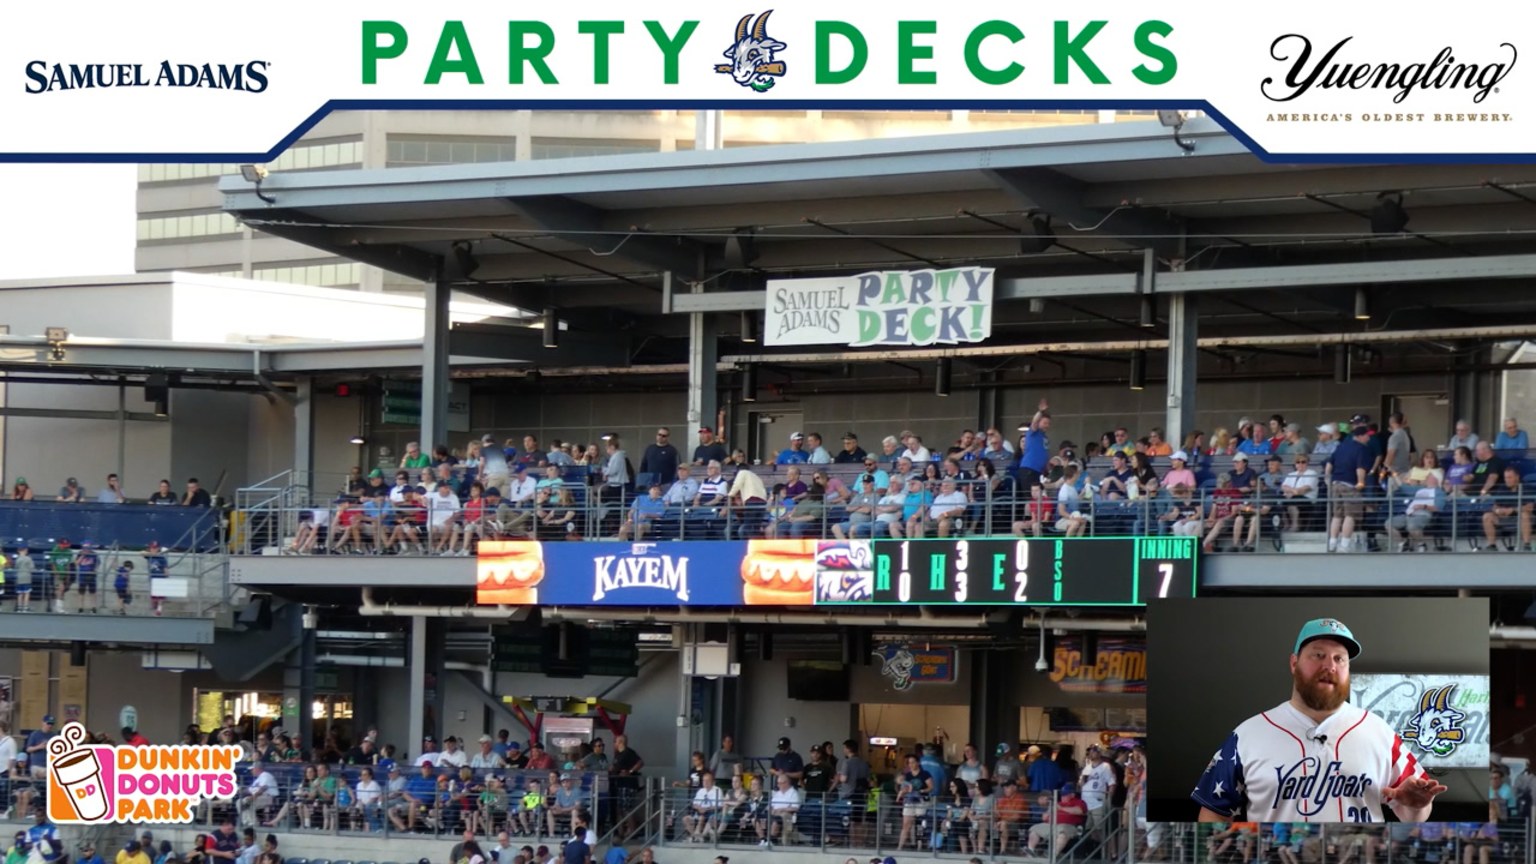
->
857, 536, 1196, 606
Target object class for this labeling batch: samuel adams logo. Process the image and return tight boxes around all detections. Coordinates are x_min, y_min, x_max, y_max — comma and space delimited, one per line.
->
716, 10, 787, 92
1262, 35, 1516, 104
25, 61, 270, 94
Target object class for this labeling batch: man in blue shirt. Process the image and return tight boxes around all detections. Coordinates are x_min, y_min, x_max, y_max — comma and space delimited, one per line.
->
74, 542, 100, 614
144, 541, 169, 617
1325, 425, 1374, 552
25, 810, 61, 863
1496, 417, 1530, 453
1017, 398, 1051, 491
1027, 746, 1067, 793
561, 837, 591, 864
776, 432, 810, 465
401, 763, 440, 832
24, 715, 56, 778
1482, 465, 1536, 551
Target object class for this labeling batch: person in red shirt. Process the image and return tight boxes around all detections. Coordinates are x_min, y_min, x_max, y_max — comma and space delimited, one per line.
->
524, 741, 557, 772
1202, 473, 1246, 553
1027, 783, 1087, 857
454, 483, 487, 556
120, 726, 150, 747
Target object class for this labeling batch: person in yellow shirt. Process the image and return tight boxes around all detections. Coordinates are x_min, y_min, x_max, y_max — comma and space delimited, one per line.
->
115, 840, 152, 864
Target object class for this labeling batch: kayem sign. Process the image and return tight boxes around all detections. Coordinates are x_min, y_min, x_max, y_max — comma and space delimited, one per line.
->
47, 722, 240, 824
765, 268, 995, 347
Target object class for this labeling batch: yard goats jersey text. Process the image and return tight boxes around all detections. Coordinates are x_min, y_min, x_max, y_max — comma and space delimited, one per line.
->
1192, 701, 1428, 822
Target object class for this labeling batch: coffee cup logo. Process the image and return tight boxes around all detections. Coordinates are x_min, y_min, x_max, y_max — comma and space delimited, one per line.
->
48, 723, 110, 821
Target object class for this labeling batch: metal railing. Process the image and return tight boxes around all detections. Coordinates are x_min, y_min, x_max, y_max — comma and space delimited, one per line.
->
228, 480, 1536, 556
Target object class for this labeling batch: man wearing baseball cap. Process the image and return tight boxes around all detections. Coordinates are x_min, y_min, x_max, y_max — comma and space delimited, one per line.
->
776, 433, 810, 466
1193, 618, 1446, 823
693, 427, 728, 466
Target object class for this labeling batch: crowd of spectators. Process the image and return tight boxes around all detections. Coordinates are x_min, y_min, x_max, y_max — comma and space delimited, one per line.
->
288, 410, 1536, 555
658, 731, 1146, 860
6, 476, 210, 507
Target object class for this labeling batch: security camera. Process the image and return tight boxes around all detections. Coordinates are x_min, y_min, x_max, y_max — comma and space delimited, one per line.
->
1035, 655, 1050, 673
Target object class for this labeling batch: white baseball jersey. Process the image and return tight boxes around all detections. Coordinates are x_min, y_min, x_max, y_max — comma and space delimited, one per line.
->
1192, 700, 1428, 823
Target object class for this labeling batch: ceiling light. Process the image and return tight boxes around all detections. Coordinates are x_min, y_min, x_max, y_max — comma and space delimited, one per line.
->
935, 357, 952, 397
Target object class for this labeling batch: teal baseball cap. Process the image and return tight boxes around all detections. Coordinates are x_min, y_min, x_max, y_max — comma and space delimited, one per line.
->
1294, 618, 1361, 659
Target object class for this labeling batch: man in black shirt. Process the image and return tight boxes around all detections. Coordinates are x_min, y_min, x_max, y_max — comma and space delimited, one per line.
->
1471, 442, 1506, 497
770, 737, 804, 785
612, 734, 645, 804
833, 433, 869, 464
504, 741, 528, 770
640, 428, 681, 486
182, 477, 212, 508
692, 427, 729, 466
344, 738, 377, 765
799, 748, 834, 843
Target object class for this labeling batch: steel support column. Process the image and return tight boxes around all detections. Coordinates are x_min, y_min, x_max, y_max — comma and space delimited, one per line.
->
409, 614, 428, 756
1166, 294, 1199, 449
421, 278, 451, 451
298, 627, 317, 752
293, 377, 314, 490
686, 279, 719, 461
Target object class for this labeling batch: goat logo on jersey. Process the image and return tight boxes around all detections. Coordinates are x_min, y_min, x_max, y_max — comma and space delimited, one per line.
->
715, 11, 788, 92
1401, 685, 1466, 758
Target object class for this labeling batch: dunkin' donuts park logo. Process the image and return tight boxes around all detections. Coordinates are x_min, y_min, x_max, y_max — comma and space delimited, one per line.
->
46, 722, 241, 824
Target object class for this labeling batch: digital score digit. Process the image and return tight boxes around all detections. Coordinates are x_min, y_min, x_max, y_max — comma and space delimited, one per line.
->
859, 536, 1199, 606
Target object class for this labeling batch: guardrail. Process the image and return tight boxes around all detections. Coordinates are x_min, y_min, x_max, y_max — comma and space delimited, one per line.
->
230, 481, 1536, 557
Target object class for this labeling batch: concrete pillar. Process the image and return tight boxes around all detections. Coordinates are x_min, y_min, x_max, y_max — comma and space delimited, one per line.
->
293, 377, 313, 489
409, 615, 427, 757
686, 286, 719, 462
421, 278, 451, 452
1165, 294, 1199, 448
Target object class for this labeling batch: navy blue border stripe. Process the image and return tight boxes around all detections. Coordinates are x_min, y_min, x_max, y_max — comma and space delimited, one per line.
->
3, 100, 1533, 164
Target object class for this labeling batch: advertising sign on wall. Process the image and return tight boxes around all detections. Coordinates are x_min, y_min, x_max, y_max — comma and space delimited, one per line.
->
764, 268, 995, 347
1050, 636, 1147, 694
1352, 674, 1490, 770
872, 645, 959, 691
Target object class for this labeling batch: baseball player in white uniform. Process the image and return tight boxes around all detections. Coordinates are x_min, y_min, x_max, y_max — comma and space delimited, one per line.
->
1192, 618, 1447, 823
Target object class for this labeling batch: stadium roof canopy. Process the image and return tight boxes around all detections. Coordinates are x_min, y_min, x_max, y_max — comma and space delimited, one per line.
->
221, 116, 1536, 364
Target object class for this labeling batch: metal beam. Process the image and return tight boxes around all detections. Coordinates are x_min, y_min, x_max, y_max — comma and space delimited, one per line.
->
719, 323, 1536, 364
986, 167, 1184, 258
506, 195, 703, 277
229, 555, 475, 587
423, 278, 451, 452
1203, 553, 1536, 589
1159, 252, 1536, 293
0, 613, 214, 645
674, 253, 1536, 312
0, 407, 168, 422
233, 209, 442, 282
1165, 294, 1198, 449
448, 326, 632, 367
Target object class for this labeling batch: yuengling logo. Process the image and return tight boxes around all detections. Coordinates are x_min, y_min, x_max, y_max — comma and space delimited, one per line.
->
46, 722, 240, 824
1261, 35, 1517, 104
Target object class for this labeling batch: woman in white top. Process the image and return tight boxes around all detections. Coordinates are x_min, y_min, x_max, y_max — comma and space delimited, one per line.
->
1055, 465, 1091, 536
352, 767, 383, 832
428, 485, 461, 553
1279, 455, 1320, 532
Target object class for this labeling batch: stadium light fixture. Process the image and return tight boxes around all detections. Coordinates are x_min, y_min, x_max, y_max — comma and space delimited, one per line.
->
1019, 212, 1056, 255
741, 311, 758, 343
935, 357, 952, 397
1156, 110, 1196, 153
542, 308, 559, 349
1354, 287, 1371, 321
741, 364, 757, 403
1129, 350, 1147, 391
1370, 192, 1409, 234
239, 164, 276, 205
452, 241, 480, 280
